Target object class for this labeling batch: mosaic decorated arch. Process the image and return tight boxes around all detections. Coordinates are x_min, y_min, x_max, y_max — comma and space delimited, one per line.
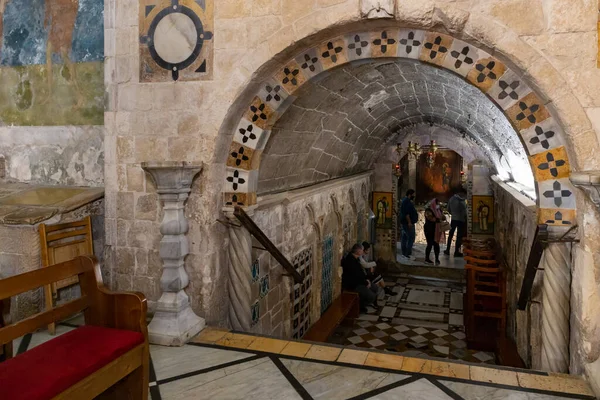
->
223, 28, 577, 230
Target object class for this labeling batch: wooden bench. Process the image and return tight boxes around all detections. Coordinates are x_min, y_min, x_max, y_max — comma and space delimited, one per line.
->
0, 256, 149, 400
304, 292, 359, 342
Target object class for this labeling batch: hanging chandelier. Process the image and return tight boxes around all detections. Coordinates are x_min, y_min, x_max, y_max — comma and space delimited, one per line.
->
426, 140, 439, 168
407, 141, 421, 157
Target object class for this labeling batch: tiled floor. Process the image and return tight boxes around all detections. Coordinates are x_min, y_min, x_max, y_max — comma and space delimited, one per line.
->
6, 320, 596, 399
328, 272, 496, 364
397, 242, 466, 270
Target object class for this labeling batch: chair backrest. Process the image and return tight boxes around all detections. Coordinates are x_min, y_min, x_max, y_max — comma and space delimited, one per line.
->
0, 256, 98, 347
39, 216, 94, 268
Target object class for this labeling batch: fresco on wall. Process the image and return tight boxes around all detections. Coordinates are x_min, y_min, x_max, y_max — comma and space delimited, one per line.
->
139, 0, 214, 82
0, 0, 104, 126
472, 195, 494, 235
416, 150, 463, 204
372, 191, 393, 229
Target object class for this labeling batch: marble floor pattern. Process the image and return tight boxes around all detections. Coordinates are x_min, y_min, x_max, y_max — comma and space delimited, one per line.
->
397, 242, 467, 270
327, 273, 496, 364
6, 318, 596, 399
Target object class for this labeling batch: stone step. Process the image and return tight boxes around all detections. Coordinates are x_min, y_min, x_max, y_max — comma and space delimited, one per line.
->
193, 327, 597, 399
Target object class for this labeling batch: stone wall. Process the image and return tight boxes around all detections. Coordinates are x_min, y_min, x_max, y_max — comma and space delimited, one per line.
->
246, 173, 371, 337
0, 0, 104, 185
103, 1, 600, 391
492, 177, 539, 368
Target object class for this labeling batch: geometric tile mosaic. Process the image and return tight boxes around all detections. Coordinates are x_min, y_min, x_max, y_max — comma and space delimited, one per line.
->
139, 0, 214, 82
520, 117, 565, 156
530, 146, 571, 181
443, 39, 482, 78
345, 32, 373, 61
466, 56, 507, 92
537, 178, 577, 209
420, 32, 452, 66
292, 248, 313, 339
397, 29, 425, 60
321, 235, 335, 315
506, 92, 550, 131
487, 68, 533, 111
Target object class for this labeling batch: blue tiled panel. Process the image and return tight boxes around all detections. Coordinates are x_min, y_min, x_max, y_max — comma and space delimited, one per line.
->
292, 248, 312, 339
320, 235, 334, 315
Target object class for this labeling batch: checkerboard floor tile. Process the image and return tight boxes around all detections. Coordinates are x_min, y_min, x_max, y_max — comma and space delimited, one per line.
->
327, 275, 496, 365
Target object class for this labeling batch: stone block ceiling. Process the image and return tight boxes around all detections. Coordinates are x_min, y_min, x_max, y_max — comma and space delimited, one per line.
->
258, 59, 524, 194
223, 29, 577, 228
0, 0, 104, 126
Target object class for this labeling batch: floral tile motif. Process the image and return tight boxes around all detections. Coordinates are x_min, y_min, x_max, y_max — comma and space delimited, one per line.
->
225, 167, 257, 193
442, 39, 482, 78
487, 69, 533, 111
243, 96, 276, 130
537, 178, 576, 209
397, 29, 425, 60
420, 32, 453, 66
520, 117, 565, 156
466, 56, 507, 92
257, 78, 291, 111
530, 146, 570, 181
233, 119, 269, 151
370, 29, 399, 58
506, 92, 550, 131
227, 142, 257, 170
539, 208, 576, 226
319, 37, 348, 70
345, 32, 373, 61
223, 192, 256, 207
295, 47, 324, 80
275, 60, 308, 95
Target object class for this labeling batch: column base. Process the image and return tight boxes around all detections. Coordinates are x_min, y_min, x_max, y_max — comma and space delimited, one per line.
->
148, 305, 206, 346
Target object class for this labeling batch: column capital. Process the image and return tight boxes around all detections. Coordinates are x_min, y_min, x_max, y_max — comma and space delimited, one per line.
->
570, 171, 600, 209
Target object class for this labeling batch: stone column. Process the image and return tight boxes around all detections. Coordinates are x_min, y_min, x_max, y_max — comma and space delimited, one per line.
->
142, 161, 205, 346
408, 153, 417, 193
226, 211, 253, 331
540, 242, 571, 373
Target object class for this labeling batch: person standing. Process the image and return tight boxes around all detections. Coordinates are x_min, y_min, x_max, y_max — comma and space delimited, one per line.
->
424, 198, 445, 265
444, 188, 468, 257
400, 189, 418, 260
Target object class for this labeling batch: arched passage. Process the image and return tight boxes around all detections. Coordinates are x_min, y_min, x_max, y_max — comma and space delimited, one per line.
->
221, 28, 577, 231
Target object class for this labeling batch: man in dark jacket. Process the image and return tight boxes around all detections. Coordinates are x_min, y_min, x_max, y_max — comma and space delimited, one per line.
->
342, 243, 379, 312
444, 188, 468, 257
399, 189, 418, 260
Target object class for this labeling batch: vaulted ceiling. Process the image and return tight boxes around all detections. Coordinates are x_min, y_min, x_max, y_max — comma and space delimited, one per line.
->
258, 59, 529, 194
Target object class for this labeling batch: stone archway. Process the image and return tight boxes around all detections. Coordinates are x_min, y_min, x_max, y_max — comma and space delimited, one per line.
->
221, 28, 577, 234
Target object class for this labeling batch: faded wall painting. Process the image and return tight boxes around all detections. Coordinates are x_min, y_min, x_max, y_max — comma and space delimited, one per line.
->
416, 150, 463, 204
0, 0, 104, 126
472, 195, 494, 235
139, 0, 214, 82
372, 191, 392, 229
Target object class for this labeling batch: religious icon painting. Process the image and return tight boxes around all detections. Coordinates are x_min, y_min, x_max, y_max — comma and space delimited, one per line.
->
372, 191, 393, 229
139, 0, 214, 82
472, 195, 494, 235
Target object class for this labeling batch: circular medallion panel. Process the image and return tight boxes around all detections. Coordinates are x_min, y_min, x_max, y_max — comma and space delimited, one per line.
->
153, 13, 198, 64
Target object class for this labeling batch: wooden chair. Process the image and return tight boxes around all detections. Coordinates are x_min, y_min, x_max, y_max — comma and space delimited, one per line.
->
0, 256, 148, 399
39, 216, 94, 334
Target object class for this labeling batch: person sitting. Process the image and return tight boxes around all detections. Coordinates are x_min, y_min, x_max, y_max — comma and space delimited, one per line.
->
342, 243, 380, 312
360, 242, 394, 296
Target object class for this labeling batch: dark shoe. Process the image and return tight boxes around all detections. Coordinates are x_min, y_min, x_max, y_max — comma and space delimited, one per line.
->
454, 252, 463, 257
360, 307, 368, 314
384, 287, 395, 296
443, 250, 450, 256
424, 259, 433, 264
435, 259, 441, 265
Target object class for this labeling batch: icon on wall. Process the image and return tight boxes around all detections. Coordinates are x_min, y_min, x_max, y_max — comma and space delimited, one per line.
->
372, 191, 393, 229
472, 195, 494, 235
139, 0, 214, 82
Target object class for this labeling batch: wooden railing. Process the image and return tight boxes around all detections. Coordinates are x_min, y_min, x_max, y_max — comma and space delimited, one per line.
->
517, 224, 548, 310
233, 207, 302, 283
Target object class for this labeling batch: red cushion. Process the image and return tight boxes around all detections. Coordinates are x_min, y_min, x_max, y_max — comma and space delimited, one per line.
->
0, 325, 144, 400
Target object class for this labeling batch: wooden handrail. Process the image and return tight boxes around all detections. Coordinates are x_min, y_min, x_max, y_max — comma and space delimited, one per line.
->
517, 224, 548, 310
234, 207, 302, 283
